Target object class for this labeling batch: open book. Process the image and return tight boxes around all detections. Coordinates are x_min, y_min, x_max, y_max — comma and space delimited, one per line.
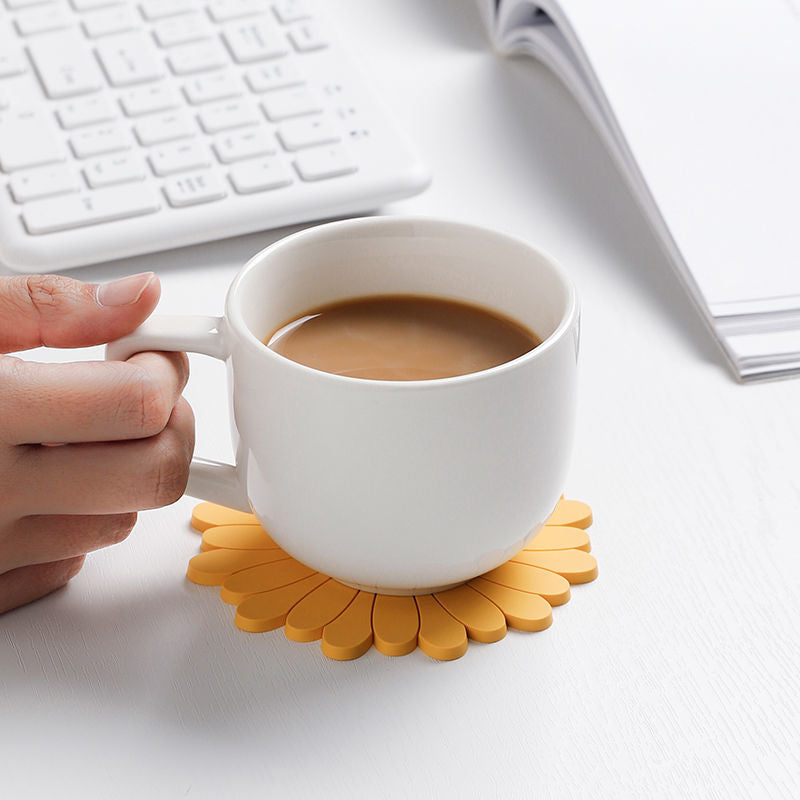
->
478, 0, 800, 381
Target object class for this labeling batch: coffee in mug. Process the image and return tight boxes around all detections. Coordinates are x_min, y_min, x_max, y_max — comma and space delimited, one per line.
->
266, 295, 542, 381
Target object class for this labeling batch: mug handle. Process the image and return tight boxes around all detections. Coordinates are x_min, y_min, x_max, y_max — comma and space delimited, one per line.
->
105, 315, 251, 513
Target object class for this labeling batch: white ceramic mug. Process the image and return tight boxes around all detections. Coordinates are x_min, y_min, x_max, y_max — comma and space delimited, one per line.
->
107, 216, 579, 594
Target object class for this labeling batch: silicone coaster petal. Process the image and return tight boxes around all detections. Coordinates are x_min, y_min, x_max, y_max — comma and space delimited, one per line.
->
525, 525, 591, 552
191, 502, 260, 532
372, 595, 420, 657
235, 574, 329, 633
434, 585, 507, 643
321, 591, 375, 661
545, 499, 593, 529
468, 577, 553, 631
415, 595, 468, 661
187, 548, 291, 586
201, 524, 281, 551
511, 549, 599, 584
220, 558, 317, 605
285, 581, 359, 642
481, 562, 571, 606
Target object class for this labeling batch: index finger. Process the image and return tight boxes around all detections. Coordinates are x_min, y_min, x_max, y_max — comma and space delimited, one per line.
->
0, 350, 189, 445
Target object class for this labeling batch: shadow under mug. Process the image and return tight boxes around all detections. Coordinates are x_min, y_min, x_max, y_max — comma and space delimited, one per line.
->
107, 216, 580, 594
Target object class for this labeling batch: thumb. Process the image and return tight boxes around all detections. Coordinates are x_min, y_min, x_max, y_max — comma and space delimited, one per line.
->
0, 272, 160, 353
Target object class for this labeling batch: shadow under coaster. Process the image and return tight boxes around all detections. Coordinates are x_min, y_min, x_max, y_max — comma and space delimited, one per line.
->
186, 498, 597, 661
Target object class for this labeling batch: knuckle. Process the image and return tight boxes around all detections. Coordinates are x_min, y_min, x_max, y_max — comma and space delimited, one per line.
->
122, 367, 172, 437
173, 398, 196, 456
150, 437, 190, 506
25, 274, 75, 311
140, 382, 172, 436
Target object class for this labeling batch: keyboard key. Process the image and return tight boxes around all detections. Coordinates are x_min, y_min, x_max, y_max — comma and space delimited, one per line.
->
28, 33, 104, 98
70, 124, 130, 158
153, 13, 212, 47
56, 96, 116, 129
0, 110, 64, 171
0, 47, 28, 78
163, 171, 227, 206
149, 140, 211, 176
82, 7, 138, 39
83, 153, 145, 187
183, 72, 242, 104
167, 40, 228, 75
134, 112, 195, 145
9, 164, 80, 202
245, 61, 303, 93
278, 116, 340, 151
139, 0, 195, 20
213, 129, 276, 164
207, 0, 264, 22
23, 184, 160, 233
222, 18, 289, 64
261, 87, 321, 120
229, 157, 293, 193
288, 22, 328, 52
294, 144, 356, 181
15, 6, 71, 36
119, 84, 179, 116
96, 34, 164, 86
198, 100, 259, 134
272, 1, 311, 24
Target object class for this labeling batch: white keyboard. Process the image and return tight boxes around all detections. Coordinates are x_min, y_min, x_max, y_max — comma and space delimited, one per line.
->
0, 0, 430, 272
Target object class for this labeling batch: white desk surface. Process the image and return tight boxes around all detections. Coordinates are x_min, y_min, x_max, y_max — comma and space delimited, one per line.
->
2, 2, 798, 798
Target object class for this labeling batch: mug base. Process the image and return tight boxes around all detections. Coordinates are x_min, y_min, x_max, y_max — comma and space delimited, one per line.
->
336, 578, 465, 596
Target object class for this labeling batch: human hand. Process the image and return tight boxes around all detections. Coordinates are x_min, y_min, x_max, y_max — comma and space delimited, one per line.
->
0, 273, 194, 614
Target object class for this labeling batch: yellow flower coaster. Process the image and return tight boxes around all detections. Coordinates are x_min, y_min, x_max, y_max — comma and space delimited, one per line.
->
187, 498, 597, 661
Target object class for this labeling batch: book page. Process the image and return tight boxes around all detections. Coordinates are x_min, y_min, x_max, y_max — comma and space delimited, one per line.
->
501, 0, 800, 315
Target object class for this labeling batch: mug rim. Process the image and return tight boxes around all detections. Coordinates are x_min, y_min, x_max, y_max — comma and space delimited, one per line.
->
225, 215, 579, 387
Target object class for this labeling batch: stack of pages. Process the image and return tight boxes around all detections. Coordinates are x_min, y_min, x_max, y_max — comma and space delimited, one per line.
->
478, 0, 800, 381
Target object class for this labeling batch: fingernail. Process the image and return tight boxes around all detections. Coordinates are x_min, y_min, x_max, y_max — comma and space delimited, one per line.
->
96, 272, 155, 308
